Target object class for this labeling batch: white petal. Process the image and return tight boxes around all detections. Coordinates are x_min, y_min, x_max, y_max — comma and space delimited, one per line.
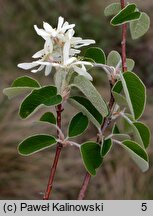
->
43, 22, 53, 33
72, 65, 93, 81
57, 16, 64, 31
61, 23, 75, 33
31, 65, 44, 73
35, 61, 52, 66
45, 65, 52, 76
44, 38, 53, 54
65, 57, 76, 65
17, 62, 39, 70
32, 49, 45, 58
34, 25, 50, 39
70, 49, 80, 56
63, 40, 70, 65
74, 39, 95, 48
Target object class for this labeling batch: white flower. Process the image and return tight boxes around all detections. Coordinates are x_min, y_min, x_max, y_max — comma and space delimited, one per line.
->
34, 16, 75, 40
18, 16, 95, 79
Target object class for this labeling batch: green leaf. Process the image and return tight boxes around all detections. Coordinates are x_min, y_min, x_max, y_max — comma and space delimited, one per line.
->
3, 76, 40, 99
40, 112, 56, 125
12, 76, 40, 87
85, 47, 106, 64
104, 3, 121, 17
68, 112, 88, 138
112, 80, 122, 93
112, 123, 120, 134
101, 139, 112, 157
130, 12, 150, 39
120, 71, 146, 120
81, 142, 103, 175
126, 58, 135, 71
111, 4, 141, 26
121, 140, 149, 172
69, 96, 103, 129
107, 50, 121, 67
19, 86, 62, 119
71, 75, 108, 117
18, 134, 56, 156
133, 122, 150, 149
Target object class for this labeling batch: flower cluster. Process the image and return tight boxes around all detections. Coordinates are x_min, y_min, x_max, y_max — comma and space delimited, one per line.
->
18, 16, 95, 80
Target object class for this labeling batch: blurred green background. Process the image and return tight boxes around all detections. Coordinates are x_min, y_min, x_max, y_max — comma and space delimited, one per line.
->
0, 0, 153, 199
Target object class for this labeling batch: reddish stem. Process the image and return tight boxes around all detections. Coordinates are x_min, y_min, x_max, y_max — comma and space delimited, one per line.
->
43, 104, 63, 200
121, 0, 127, 72
77, 0, 127, 200
78, 172, 91, 200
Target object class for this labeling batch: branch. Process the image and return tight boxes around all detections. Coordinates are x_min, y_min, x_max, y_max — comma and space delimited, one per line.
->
43, 104, 64, 200
78, 0, 127, 200
121, 0, 127, 72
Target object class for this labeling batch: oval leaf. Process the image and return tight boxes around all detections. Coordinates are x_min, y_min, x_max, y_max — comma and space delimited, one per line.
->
69, 96, 103, 129
19, 86, 62, 119
68, 112, 88, 138
12, 76, 40, 87
111, 4, 141, 26
121, 140, 149, 172
3, 76, 41, 99
18, 134, 56, 156
104, 3, 121, 17
71, 75, 108, 117
120, 71, 146, 120
107, 50, 121, 67
130, 12, 150, 39
85, 47, 106, 64
40, 112, 56, 125
81, 142, 103, 175
133, 122, 150, 149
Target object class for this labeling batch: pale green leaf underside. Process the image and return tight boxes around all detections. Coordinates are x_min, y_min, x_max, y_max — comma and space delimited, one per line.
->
117, 113, 144, 147
3, 87, 38, 99
126, 58, 135, 71
107, 51, 135, 71
112, 91, 128, 108
119, 71, 146, 120
121, 140, 149, 172
112, 134, 131, 141
71, 75, 108, 117
130, 12, 150, 39
104, 3, 121, 17
107, 50, 121, 67
3, 76, 40, 99
81, 142, 103, 175
68, 112, 88, 138
18, 134, 56, 156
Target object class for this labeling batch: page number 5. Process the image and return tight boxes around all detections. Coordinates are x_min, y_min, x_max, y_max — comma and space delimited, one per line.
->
141, 203, 147, 211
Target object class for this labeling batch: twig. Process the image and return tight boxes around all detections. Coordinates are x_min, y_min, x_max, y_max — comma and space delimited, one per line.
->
77, 0, 127, 200
43, 104, 64, 200
121, 0, 127, 72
